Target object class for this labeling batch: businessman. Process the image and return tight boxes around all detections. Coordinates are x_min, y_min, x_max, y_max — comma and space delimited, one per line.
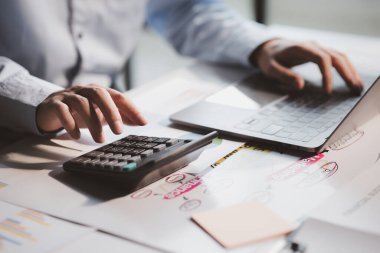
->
0, 0, 363, 143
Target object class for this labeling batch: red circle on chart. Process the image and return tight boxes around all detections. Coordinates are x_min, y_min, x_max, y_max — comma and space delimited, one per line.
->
320, 162, 338, 177
131, 189, 152, 199
165, 173, 186, 183
179, 199, 202, 212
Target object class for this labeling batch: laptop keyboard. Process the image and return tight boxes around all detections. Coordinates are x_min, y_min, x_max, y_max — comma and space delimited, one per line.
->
235, 93, 360, 143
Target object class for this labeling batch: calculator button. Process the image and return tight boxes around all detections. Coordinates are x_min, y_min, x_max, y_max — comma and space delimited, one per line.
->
114, 161, 129, 171
126, 135, 147, 141
118, 155, 131, 161
166, 139, 178, 146
97, 145, 113, 152
110, 153, 123, 160
153, 144, 166, 152
154, 138, 170, 143
140, 149, 154, 158
123, 135, 138, 141
70, 156, 91, 164
144, 137, 158, 142
87, 158, 101, 167
99, 153, 114, 160
133, 142, 147, 147
97, 160, 110, 169
128, 148, 145, 155
120, 141, 135, 147
92, 159, 108, 169
108, 146, 124, 153
120, 148, 133, 154
105, 160, 119, 170
135, 136, 148, 141
127, 156, 141, 163
85, 151, 104, 158
123, 162, 138, 172
143, 143, 157, 149
112, 140, 124, 145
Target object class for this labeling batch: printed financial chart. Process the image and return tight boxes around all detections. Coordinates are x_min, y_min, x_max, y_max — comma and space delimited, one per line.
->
0, 201, 92, 253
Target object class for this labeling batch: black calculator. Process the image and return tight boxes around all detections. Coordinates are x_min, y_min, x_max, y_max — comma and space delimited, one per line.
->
63, 131, 218, 191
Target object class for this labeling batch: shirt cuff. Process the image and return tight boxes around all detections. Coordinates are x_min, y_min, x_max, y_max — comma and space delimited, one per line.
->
0, 59, 63, 135
230, 22, 277, 67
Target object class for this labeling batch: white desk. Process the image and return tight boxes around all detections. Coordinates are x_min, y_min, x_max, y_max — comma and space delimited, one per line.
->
0, 25, 380, 253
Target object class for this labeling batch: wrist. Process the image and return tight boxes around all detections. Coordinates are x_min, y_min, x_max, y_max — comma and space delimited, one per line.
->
248, 38, 280, 67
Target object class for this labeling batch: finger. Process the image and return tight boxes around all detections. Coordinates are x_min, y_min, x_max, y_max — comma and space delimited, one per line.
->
264, 60, 305, 90
334, 51, 364, 90
64, 94, 104, 143
292, 44, 334, 94
122, 115, 137, 126
323, 49, 363, 93
52, 100, 80, 139
107, 88, 147, 126
77, 86, 123, 134
337, 52, 363, 86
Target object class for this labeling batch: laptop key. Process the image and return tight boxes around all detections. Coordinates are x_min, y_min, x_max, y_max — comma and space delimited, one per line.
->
289, 132, 308, 141
261, 125, 283, 135
282, 126, 300, 133
302, 136, 314, 143
275, 130, 291, 138
248, 120, 272, 132
282, 115, 298, 122
290, 121, 307, 128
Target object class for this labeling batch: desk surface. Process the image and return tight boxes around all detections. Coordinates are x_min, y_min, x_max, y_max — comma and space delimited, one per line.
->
1, 25, 380, 253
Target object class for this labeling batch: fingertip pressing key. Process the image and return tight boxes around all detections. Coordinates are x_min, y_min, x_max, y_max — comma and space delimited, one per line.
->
294, 77, 305, 90
113, 120, 124, 134
137, 114, 148, 125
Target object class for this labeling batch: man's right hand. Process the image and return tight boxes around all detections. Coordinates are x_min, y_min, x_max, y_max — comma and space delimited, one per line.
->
36, 84, 147, 143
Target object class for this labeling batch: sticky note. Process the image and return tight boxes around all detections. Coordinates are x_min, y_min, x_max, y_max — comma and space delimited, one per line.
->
192, 202, 294, 249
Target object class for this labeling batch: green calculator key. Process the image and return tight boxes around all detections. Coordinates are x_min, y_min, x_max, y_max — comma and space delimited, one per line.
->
123, 162, 137, 172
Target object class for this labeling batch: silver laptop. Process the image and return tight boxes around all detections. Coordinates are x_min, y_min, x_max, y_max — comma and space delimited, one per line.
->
170, 72, 379, 152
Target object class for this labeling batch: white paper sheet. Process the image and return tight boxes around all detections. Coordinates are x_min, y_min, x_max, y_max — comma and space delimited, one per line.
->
0, 200, 92, 253
52, 231, 159, 253
311, 161, 380, 236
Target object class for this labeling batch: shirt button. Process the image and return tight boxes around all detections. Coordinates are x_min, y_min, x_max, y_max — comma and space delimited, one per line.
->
77, 32, 83, 39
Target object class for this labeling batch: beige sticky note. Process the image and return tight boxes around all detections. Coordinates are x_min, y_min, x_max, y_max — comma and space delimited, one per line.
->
192, 202, 294, 249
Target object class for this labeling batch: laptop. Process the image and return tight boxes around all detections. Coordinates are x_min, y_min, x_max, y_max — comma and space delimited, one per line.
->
170, 72, 379, 152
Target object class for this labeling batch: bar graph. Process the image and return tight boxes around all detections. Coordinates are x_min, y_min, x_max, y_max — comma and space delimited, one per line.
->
0, 201, 92, 253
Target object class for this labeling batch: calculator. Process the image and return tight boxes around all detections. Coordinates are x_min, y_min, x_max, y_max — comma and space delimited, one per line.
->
63, 131, 218, 191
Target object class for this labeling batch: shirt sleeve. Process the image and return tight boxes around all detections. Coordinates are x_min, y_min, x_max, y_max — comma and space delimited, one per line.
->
0, 57, 63, 134
146, 0, 275, 67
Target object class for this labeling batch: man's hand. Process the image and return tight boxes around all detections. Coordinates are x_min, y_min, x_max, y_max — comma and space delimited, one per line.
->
36, 84, 147, 143
250, 39, 363, 94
